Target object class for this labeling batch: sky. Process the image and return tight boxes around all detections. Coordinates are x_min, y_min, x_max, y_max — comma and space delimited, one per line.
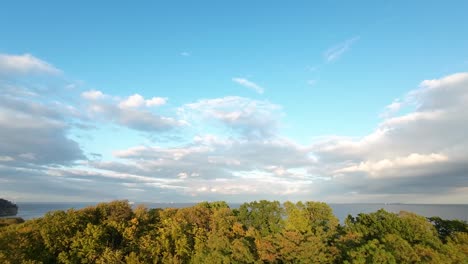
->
1, 1, 468, 203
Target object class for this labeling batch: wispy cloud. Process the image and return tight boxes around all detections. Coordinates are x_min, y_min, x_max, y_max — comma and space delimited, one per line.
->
324, 36, 360, 62
180, 51, 191, 57
380, 99, 402, 118
232, 77, 264, 94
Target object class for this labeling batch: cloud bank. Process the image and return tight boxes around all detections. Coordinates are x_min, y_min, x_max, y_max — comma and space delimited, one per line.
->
1, 53, 467, 203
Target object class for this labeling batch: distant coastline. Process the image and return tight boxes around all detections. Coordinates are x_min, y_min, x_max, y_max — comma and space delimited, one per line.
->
0, 198, 18, 217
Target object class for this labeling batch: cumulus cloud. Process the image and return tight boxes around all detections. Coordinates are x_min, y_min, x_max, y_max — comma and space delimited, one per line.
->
145, 96, 167, 107
81, 90, 105, 100
0, 54, 182, 201
232, 77, 264, 94
0, 53, 61, 76
324, 36, 359, 62
181, 96, 281, 138
119, 94, 146, 108
312, 72, 468, 200
118, 93, 167, 108
81, 90, 180, 132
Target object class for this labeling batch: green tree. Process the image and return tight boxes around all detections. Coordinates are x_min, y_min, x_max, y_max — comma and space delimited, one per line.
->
0, 220, 51, 263
238, 200, 284, 236
428, 216, 468, 242
338, 209, 454, 263
278, 201, 338, 263
59, 223, 111, 263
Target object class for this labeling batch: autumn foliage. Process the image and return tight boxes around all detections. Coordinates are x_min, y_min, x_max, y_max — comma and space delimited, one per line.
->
0, 200, 466, 263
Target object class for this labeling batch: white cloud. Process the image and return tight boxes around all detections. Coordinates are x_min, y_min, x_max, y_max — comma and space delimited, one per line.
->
324, 36, 360, 62
180, 52, 190, 57
232, 77, 264, 94
0, 53, 61, 75
418, 72, 468, 90
410, 72, 468, 111
119, 93, 167, 109
0, 156, 14, 162
380, 100, 403, 118
0, 84, 84, 166
335, 153, 448, 177
18, 153, 37, 160
312, 72, 468, 199
81, 90, 105, 100
82, 92, 180, 132
119, 94, 145, 108
186, 176, 313, 196
178, 172, 188, 179
83, 135, 318, 201
181, 96, 281, 138
2, 53, 467, 203
145, 97, 167, 107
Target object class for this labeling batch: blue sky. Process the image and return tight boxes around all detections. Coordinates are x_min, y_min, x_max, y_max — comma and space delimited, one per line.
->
1, 1, 467, 203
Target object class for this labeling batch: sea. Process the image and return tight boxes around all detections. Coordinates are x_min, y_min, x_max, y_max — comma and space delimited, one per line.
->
5, 202, 468, 222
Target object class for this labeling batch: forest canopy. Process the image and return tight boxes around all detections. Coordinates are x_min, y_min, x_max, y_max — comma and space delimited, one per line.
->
0, 200, 467, 263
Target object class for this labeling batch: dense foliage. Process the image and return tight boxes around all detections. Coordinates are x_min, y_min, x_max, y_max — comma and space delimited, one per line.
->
0, 200, 466, 263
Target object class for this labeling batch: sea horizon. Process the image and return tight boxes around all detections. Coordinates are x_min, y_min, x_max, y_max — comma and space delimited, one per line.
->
9, 200, 468, 205
8, 202, 468, 223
